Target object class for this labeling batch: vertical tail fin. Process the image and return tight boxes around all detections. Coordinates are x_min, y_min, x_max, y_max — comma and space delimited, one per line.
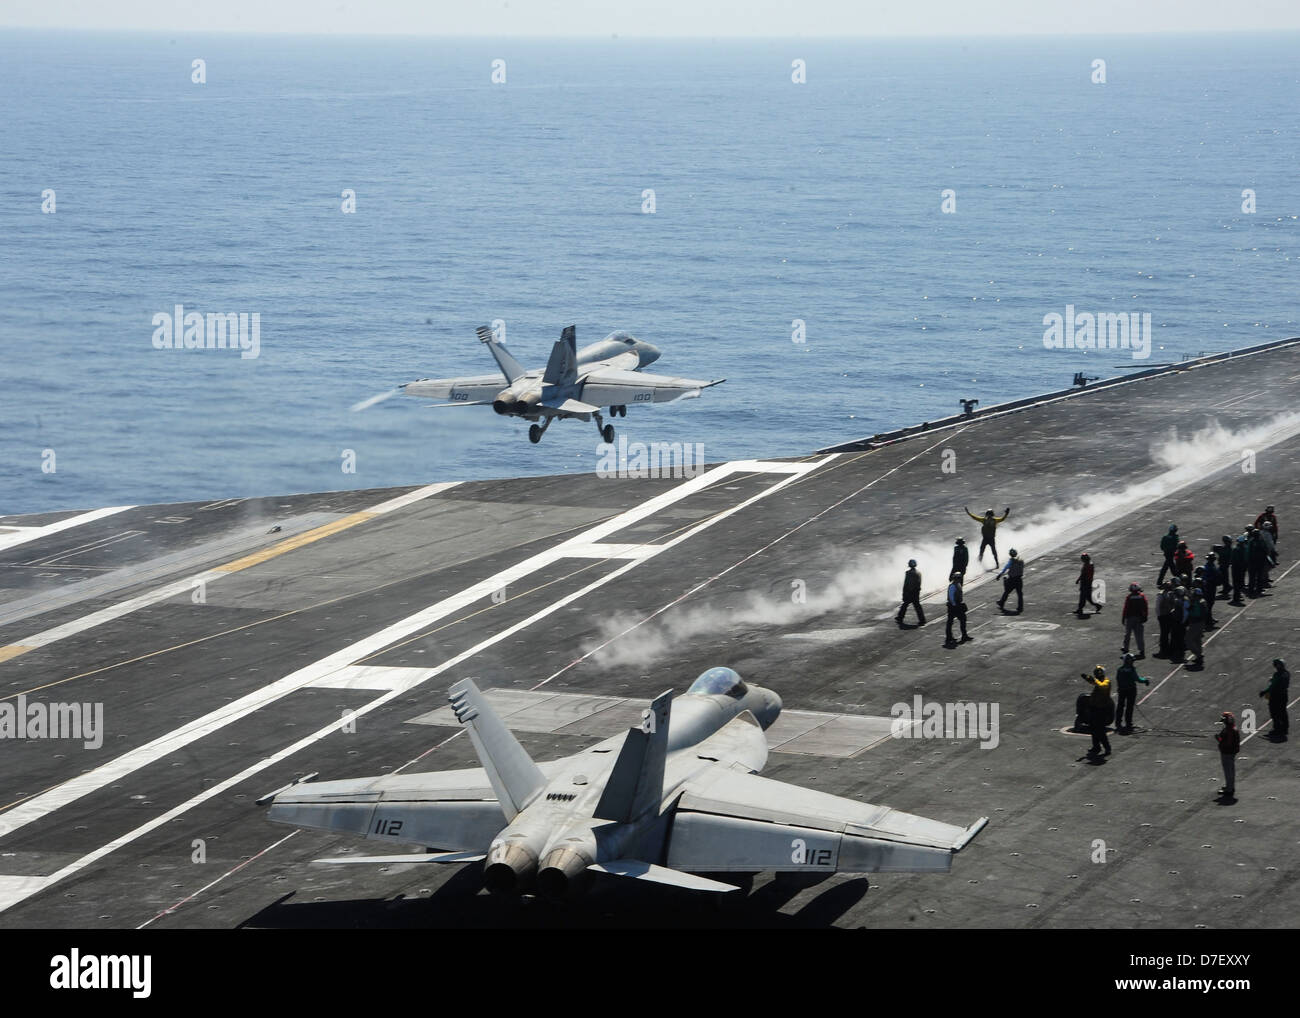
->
448, 679, 546, 821
476, 325, 527, 384
594, 689, 672, 822
541, 325, 578, 386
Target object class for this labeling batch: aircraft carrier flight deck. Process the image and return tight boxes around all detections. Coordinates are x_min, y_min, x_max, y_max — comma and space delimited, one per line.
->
2, 339, 1298, 930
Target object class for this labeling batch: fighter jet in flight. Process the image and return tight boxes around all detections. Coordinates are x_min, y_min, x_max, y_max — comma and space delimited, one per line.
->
265, 668, 987, 901
399, 325, 724, 444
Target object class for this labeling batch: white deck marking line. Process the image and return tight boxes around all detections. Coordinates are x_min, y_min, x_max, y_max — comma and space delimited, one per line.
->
21, 530, 145, 567
766, 715, 837, 748
0, 506, 135, 554
560, 542, 654, 560
136, 829, 299, 929
307, 665, 433, 691
366, 482, 461, 515
726, 460, 811, 474
1209, 389, 1264, 411
0, 484, 458, 661
196, 498, 246, 512
10, 571, 226, 652
0, 457, 833, 913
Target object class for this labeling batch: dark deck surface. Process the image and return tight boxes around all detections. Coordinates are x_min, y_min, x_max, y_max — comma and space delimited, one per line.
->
2, 344, 1298, 930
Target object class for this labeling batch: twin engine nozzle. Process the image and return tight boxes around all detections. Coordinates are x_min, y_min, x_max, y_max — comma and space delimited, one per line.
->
535, 846, 591, 901
482, 834, 592, 901
492, 388, 541, 416
482, 839, 538, 895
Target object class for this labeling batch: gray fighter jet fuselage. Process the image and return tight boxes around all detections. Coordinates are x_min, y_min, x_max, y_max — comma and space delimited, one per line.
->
266, 668, 987, 901
400, 325, 725, 445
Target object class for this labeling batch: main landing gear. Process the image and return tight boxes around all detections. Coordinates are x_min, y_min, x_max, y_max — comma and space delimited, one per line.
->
597, 406, 626, 442
528, 407, 625, 445
593, 412, 615, 444
528, 417, 553, 444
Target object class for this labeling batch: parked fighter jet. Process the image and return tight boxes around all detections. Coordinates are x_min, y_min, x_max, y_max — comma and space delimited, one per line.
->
265, 668, 987, 900
399, 325, 724, 444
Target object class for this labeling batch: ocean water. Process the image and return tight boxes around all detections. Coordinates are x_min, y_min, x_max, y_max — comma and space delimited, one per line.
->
1, 31, 1297, 514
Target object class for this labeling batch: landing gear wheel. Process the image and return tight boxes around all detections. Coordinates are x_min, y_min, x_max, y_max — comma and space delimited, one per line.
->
529, 424, 542, 444
601, 423, 615, 443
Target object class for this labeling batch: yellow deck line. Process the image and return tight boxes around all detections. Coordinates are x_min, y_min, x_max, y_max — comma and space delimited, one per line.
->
0, 513, 379, 662
213, 511, 376, 573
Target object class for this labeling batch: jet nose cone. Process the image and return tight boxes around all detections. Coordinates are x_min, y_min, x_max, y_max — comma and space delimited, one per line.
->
639, 342, 662, 366
758, 689, 782, 729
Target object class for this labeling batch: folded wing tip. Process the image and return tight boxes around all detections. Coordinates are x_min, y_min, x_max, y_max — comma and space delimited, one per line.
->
953, 816, 989, 852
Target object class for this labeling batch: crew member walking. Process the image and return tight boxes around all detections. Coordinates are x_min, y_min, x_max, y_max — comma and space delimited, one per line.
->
1075, 553, 1101, 615
897, 559, 926, 626
996, 549, 1025, 612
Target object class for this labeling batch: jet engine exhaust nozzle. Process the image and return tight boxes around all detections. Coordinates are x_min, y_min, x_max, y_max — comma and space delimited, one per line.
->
492, 390, 540, 417
536, 847, 591, 901
482, 841, 539, 895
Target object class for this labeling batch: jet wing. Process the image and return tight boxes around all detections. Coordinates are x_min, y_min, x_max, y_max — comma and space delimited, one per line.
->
665, 769, 986, 874
401, 374, 512, 403
578, 367, 724, 408
267, 763, 563, 852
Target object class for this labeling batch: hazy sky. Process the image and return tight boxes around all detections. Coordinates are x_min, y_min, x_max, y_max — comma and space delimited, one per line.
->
4, 0, 1300, 37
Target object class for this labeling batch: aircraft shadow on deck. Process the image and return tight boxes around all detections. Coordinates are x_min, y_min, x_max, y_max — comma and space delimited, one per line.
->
239, 867, 868, 930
